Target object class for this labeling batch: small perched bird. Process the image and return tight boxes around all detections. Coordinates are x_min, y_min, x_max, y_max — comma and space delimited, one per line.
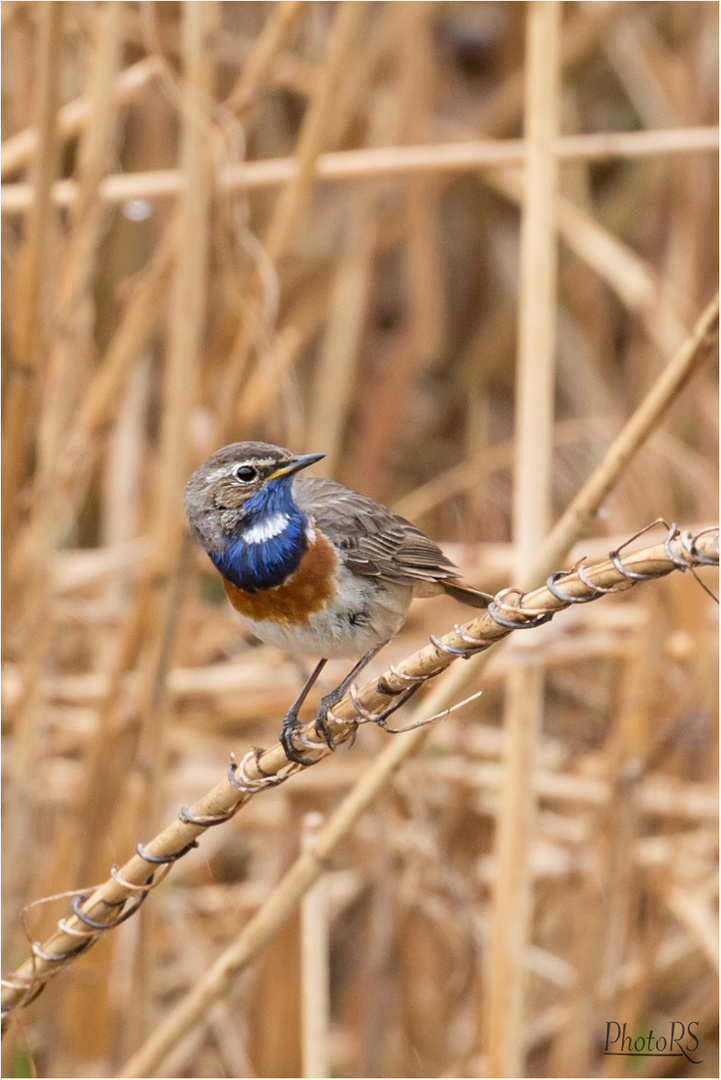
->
185, 442, 491, 763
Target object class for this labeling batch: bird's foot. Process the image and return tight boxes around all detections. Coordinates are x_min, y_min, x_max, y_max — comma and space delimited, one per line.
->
279, 707, 318, 767
314, 671, 423, 744
313, 687, 346, 752
312, 640, 391, 750
278, 659, 329, 765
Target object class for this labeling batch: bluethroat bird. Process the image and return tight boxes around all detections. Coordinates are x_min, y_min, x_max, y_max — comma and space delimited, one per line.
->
185, 442, 492, 764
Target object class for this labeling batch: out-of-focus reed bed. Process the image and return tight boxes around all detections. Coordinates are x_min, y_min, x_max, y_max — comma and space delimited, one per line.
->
1, 2, 718, 1077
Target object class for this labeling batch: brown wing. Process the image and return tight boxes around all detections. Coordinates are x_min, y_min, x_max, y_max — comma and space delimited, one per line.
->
293, 476, 461, 585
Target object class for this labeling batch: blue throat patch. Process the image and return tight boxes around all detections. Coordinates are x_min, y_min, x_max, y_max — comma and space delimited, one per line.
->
210, 477, 309, 592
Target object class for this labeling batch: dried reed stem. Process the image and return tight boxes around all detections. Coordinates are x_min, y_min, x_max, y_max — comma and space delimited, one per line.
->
487, 6, 561, 1075
114, 528, 716, 1078
208, 2, 312, 442
9, 219, 176, 589
217, 0, 367, 439
264, 0, 368, 263
3, 0, 123, 946
0, 56, 163, 178
225, 0, 306, 114
16, 0, 123, 611
347, 1, 445, 492
475, 0, 622, 137
2, 526, 715, 1022
136, 0, 217, 833
301, 812, 330, 1079
2, 126, 717, 213
488, 168, 689, 358
118, 3, 218, 1046
530, 292, 719, 586
1, 1, 63, 581
305, 208, 374, 471
116, 679, 458, 1078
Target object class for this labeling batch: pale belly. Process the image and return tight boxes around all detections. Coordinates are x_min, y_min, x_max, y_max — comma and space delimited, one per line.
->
236, 571, 414, 659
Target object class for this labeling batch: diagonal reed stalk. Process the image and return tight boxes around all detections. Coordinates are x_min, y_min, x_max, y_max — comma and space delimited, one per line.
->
2, 525, 716, 1034
111, 525, 716, 1078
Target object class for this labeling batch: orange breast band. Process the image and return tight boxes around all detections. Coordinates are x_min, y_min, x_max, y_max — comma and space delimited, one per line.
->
223, 531, 338, 625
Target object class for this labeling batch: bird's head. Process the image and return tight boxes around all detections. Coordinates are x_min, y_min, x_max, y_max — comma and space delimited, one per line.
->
184, 441, 325, 553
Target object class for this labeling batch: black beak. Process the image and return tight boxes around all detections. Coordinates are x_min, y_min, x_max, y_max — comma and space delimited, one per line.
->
268, 452, 325, 480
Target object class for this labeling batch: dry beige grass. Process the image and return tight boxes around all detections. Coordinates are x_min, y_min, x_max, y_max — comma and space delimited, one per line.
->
1, 2, 718, 1078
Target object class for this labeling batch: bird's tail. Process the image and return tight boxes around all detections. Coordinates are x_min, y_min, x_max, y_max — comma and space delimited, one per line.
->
441, 580, 493, 608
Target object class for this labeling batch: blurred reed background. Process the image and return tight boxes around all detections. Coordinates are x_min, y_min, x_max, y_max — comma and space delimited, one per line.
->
1, 1, 718, 1077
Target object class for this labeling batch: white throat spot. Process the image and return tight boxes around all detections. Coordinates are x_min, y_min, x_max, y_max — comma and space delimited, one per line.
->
243, 512, 290, 545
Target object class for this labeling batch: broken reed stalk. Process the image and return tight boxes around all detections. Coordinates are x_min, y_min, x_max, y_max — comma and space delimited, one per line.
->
488, 5, 561, 1075
2, 524, 716, 1026
2, 126, 718, 214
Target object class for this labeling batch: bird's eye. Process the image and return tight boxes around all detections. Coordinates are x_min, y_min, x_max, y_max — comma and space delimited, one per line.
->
235, 465, 257, 483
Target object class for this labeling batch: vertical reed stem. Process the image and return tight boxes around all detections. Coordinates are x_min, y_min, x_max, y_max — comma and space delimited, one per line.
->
3, 0, 123, 950
126, 0, 217, 1050
137, 0, 217, 832
487, 4, 562, 1076
301, 812, 331, 1079
2, 1, 63, 589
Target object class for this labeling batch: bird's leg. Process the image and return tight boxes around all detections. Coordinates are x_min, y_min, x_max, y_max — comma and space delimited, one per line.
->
279, 658, 327, 765
314, 640, 389, 750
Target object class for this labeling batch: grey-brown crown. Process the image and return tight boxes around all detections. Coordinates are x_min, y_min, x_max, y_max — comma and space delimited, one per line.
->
184, 442, 320, 553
